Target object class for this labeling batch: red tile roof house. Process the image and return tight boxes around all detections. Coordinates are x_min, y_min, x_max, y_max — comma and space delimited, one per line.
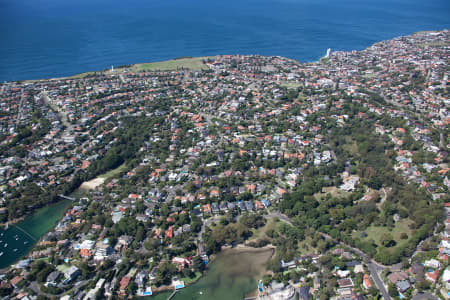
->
338, 278, 354, 288
119, 276, 131, 294
202, 204, 211, 214
10, 276, 23, 288
165, 226, 173, 239
363, 274, 372, 289
426, 270, 439, 283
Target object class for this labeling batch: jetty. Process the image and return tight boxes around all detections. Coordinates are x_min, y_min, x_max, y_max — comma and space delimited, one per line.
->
58, 194, 75, 201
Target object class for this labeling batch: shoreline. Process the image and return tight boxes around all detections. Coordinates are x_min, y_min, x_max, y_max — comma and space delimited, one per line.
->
7, 29, 445, 84
0, 198, 73, 272
20, 56, 217, 83
149, 244, 275, 298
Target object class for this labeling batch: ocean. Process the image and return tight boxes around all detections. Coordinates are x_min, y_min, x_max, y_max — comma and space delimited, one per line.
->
0, 0, 449, 81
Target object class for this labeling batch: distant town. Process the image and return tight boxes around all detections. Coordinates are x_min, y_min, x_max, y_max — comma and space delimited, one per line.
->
0, 30, 448, 300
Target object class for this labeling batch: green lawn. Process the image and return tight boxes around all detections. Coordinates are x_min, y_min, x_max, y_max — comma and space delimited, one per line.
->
131, 57, 213, 72
56, 264, 70, 272
354, 218, 413, 249
99, 163, 127, 179
314, 186, 350, 201
248, 217, 279, 242
179, 271, 202, 285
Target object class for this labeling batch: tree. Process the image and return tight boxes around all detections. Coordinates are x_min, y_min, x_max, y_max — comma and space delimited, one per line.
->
380, 232, 395, 247
193, 256, 205, 272
388, 283, 398, 297
156, 261, 176, 285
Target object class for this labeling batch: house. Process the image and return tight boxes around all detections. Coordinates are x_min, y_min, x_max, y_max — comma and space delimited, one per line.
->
426, 270, 439, 283
255, 200, 264, 210
165, 226, 173, 239
10, 276, 23, 288
354, 264, 364, 274
227, 202, 236, 210
64, 266, 81, 284
119, 276, 131, 293
261, 199, 271, 207
424, 258, 441, 269
172, 257, 192, 270
219, 202, 228, 212
117, 235, 133, 248
363, 274, 372, 289
211, 203, 219, 214
244, 201, 254, 211
202, 204, 211, 214
411, 263, 424, 276
338, 278, 354, 288
280, 259, 296, 270
395, 280, 410, 293
46, 271, 61, 287
388, 271, 408, 284
95, 244, 114, 261
182, 224, 191, 232
442, 267, 450, 290
112, 211, 124, 223
337, 270, 351, 278
192, 209, 202, 218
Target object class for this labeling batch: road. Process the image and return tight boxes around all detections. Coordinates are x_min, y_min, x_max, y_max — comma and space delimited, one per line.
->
319, 232, 391, 300
367, 262, 391, 300
265, 210, 392, 300
40, 91, 71, 129
265, 211, 293, 226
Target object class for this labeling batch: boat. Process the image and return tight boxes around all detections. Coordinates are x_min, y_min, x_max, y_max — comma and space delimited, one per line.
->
24, 241, 28, 245
4, 243, 7, 248
0, 252, 3, 256
13, 248, 17, 252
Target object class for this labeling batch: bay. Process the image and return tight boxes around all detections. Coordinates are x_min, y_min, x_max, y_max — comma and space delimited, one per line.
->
0, 199, 71, 269
0, 0, 449, 81
145, 247, 274, 300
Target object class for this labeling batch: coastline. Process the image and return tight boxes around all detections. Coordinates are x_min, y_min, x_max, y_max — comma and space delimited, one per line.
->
0, 216, 24, 228
11, 28, 446, 84
0, 198, 73, 271
22, 56, 217, 83
149, 245, 275, 298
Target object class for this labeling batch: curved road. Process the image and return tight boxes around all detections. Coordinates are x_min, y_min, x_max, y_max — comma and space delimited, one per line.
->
265, 210, 392, 300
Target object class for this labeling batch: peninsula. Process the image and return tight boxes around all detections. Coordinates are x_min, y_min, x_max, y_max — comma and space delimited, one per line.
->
0, 30, 448, 300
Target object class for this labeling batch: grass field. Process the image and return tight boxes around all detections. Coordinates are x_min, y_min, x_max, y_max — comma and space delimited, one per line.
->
353, 218, 413, 249
249, 217, 279, 242
25, 56, 214, 83
56, 264, 70, 272
178, 271, 202, 285
130, 56, 214, 72
314, 186, 350, 201
99, 163, 127, 179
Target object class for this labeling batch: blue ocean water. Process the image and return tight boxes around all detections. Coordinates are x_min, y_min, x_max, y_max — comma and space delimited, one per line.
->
0, 0, 449, 81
